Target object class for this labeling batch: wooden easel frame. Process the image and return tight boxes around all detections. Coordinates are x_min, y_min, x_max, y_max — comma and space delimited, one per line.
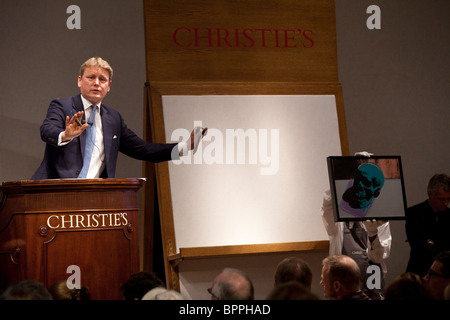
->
144, 81, 348, 289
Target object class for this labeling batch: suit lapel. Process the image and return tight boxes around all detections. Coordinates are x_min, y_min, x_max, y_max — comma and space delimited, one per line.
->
72, 94, 84, 113
72, 95, 86, 158
101, 104, 113, 166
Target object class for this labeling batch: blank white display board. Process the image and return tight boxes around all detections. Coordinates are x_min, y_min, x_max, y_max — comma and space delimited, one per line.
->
161, 94, 343, 251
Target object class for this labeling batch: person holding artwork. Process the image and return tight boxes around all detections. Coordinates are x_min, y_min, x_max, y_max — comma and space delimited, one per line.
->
321, 152, 392, 300
31, 57, 206, 180
405, 174, 450, 277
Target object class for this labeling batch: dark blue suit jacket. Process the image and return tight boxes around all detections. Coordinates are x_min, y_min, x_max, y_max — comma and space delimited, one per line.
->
31, 95, 178, 179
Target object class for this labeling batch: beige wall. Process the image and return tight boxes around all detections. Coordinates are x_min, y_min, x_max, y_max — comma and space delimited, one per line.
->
0, 0, 146, 181
1, 0, 449, 299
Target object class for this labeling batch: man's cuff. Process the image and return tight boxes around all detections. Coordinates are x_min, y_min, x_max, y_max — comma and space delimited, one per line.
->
178, 141, 188, 157
58, 131, 72, 146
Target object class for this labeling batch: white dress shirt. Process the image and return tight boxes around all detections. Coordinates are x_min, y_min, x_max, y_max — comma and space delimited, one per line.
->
58, 95, 105, 178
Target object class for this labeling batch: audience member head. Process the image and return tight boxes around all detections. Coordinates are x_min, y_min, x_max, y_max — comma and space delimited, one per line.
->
48, 280, 90, 300
209, 268, 254, 300
320, 255, 361, 300
423, 251, 450, 299
120, 271, 165, 300
384, 272, 432, 300
266, 281, 319, 300
0, 279, 52, 300
426, 174, 450, 212
274, 256, 313, 290
142, 287, 184, 300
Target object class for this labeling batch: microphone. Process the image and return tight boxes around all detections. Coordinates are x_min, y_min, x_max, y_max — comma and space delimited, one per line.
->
75, 119, 88, 126
71, 105, 88, 126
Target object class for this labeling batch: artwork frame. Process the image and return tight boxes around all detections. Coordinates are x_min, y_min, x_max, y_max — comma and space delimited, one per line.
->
145, 82, 349, 290
327, 155, 407, 221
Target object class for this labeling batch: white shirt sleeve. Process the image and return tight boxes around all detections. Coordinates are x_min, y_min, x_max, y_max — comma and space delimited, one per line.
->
58, 131, 73, 146
321, 189, 343, 255
365, 221, 392, 274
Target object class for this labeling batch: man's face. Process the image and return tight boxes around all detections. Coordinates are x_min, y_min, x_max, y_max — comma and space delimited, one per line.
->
78, 66, 111, 105
423, 260, 450, 299
428, 188, 450, 212
320, 265, 336, 299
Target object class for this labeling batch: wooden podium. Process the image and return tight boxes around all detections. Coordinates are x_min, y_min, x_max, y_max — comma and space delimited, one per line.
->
0, 178, 144, 300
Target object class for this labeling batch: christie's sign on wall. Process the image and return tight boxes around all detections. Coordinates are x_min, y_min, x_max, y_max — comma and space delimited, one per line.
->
172, 27, 314, 49
145, 0, 338, 83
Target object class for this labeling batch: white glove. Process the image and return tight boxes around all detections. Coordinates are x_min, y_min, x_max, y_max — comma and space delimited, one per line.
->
354, 151, 373, 157
362, 219, 387, 237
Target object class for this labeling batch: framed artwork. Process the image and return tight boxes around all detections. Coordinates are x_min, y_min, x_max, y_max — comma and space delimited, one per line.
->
327, 156, 407, 221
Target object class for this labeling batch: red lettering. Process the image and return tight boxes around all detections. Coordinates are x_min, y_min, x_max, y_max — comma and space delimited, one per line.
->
242, 28, 255, 47
234, 28, 240, 47
254, 29, 271, 47
194, 28, 212, 47
173, 27, 192, 47
172, 27, 314, 49
302, 29, 314, 48
217, 28, 233, 47
284, 29, 296, 48
274, 29, 281, 48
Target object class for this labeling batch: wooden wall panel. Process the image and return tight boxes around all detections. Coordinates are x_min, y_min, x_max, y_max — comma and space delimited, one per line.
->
144, 0, 338, 83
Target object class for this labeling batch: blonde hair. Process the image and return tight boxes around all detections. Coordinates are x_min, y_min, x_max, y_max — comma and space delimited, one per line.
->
49, 280, 90, 300
79, 57, 113, 80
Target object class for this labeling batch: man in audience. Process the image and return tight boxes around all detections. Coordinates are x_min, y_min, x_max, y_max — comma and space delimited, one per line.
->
320, 254, 370, 300
120, 271, 165, 300
273, 256, 313, 290
266, 281, 319, 300
208, 268, 254, 300
383, 272, 432, 300
0, 280, 52, 300
423, 251, 450, 300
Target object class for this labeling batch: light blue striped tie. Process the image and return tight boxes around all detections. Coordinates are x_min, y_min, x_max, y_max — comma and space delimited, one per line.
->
78, 105, 98, 178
